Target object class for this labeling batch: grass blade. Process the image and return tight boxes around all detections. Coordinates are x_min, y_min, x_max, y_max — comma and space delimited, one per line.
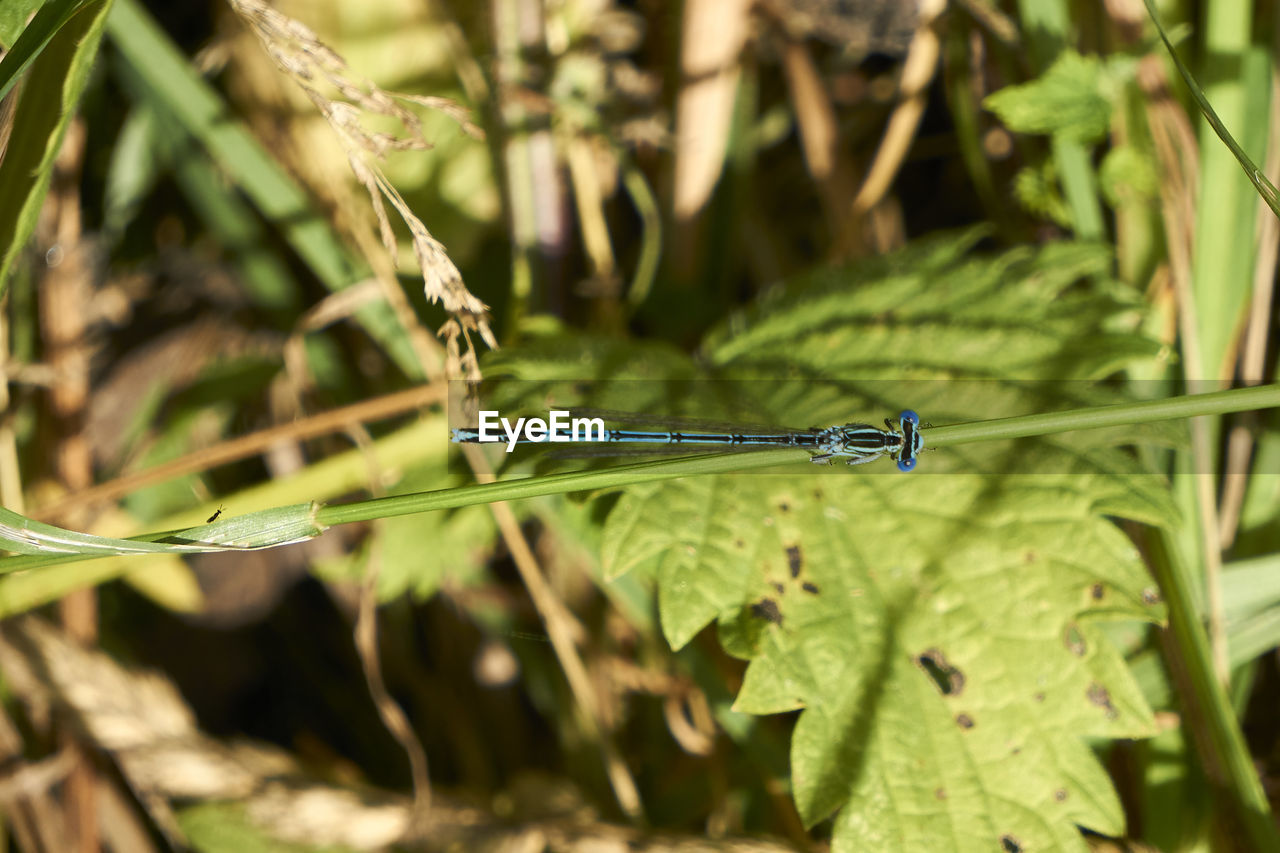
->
1142, 0, 1280, 221
0, 0, 111, 293
0, 0, 96, 101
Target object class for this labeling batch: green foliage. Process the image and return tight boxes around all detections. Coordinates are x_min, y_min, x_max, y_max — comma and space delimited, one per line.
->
605, 474, 1158, 852
315, 468, 498, 601
1222, 554, 1280, 665
178, 802, 355, 853
1139, 0, 1280, 222
105, 0, 426, 378
0, 0, 98, 92
1098, 144, 1159, 208
5, 0, 1279, 848
0, 0, 112, 293
983, 50, 1113, 144
0, 503, 323, 560
480, 233, 1175, 851
0, 0, 50, 48
378, 503, 495, 600
1012, 161, 1076, 228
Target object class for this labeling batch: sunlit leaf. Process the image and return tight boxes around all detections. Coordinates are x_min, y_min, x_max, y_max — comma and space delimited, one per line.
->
492, 232, 1172, 852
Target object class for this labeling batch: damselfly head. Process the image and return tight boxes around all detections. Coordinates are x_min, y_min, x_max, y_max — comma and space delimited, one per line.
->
895, 410, 924, 472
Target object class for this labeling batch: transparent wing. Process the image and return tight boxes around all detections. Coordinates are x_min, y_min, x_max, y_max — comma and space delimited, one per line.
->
556, 408, 811, 434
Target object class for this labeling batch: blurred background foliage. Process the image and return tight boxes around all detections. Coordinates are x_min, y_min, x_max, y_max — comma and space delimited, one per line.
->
2, 0, 1280, 851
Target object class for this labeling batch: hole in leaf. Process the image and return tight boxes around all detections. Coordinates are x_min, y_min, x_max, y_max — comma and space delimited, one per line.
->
750, 598, 783, 625
786, 545, 803, 577
916, 648, 965, 696
1063, 623, 1087, 656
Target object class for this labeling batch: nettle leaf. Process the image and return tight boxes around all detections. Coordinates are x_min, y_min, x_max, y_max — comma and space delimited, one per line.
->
605, 472, 1161, 852
604, 236, 1172, 852
706, 229, 1151, 380
983, 50, 1113, 144
483, 232, 1172, 851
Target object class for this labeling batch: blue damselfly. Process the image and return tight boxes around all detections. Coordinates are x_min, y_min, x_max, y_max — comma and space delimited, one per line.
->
451, 409, 925, 471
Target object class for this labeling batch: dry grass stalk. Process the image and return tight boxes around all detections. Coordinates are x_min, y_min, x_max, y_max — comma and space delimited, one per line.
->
225, 0, 496, 355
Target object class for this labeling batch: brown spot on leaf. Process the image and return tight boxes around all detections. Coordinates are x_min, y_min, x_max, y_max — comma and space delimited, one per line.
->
751, 598, 783, 625
1091, 583, 1105, 600
955, 713, 974, 729
802, 581, 820, 595
916, 648, 965, 696
1054, 789, 1067, 802
1142, 587, 1162, 604
1000, 835, 1022, 853
1087, 682, 1118, 719
786, 545, 803, 577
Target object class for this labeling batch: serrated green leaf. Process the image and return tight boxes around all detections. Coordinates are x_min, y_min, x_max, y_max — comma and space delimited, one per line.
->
603, 472, 1161, 851
704, 232, 1155, 380
483, 234, 1176, 851
984, 50, 1111, 144
602, 478, 777, 648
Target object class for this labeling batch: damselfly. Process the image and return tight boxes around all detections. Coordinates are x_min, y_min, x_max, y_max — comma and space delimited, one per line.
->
451, 410, 925, 471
